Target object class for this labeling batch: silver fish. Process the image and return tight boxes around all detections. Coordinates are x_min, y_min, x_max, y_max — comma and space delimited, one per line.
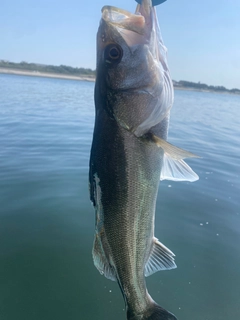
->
89, 1, 198, 319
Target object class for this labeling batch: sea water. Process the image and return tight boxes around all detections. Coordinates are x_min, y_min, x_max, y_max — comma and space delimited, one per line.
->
0, 73, 239, 320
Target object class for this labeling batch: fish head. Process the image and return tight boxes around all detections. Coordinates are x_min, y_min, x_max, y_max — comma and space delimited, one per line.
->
95, 0, 173, 136
97, 1, 162, 90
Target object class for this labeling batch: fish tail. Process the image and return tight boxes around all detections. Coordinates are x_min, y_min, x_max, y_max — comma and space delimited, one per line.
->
127, 301, 177, 320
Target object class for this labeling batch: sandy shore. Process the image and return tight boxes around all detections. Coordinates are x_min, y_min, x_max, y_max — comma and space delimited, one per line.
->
0, 67, 95, 82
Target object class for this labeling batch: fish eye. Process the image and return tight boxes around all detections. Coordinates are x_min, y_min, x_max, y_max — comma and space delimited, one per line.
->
104, 44, 123, 65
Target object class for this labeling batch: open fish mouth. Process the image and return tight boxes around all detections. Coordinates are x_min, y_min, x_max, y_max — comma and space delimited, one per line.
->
102, 6, 146, 35
102, 0, 155, 34
101, 0, 157, 47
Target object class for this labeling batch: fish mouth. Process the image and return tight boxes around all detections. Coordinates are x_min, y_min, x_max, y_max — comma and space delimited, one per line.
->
101, 0, 155, 46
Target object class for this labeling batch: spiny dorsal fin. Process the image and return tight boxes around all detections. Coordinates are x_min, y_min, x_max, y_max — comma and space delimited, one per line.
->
144, 237, 177, 277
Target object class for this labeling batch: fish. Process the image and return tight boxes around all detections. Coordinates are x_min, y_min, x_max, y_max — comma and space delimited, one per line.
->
89, 0, 199, 319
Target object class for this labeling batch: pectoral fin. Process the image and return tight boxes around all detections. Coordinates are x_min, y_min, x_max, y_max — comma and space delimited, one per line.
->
144, 237, 177, 277
160, 153, 199, 182
147, 134, 199, 182
150, 134, 198, 160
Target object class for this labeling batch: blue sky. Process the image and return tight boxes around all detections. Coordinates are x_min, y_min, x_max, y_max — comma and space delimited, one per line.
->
1, 0, 239, 89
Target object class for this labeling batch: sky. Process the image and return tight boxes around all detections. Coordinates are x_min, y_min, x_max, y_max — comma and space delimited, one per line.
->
1, 0, 239, 89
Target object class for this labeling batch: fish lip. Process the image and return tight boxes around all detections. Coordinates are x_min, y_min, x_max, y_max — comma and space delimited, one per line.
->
135, 0, 153, 23
101, 6, 135, 19
101, 0, 154, 36
101, 6, 146, 35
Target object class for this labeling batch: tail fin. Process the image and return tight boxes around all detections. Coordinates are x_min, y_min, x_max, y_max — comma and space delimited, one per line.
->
127, 302, 177, 320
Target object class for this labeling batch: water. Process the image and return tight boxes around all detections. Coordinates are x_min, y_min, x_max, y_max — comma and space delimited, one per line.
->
0, 73, 239, 320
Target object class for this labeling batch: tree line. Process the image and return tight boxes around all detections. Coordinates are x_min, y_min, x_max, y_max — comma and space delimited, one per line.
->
0, 60, 239, 94
174, 80, 240, 94
0, 60, 95, 77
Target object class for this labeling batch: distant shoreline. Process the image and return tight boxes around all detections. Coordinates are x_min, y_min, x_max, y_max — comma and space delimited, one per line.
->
0, 67, 239, 95
0, 67, 95, 82
173, 86, 239, 95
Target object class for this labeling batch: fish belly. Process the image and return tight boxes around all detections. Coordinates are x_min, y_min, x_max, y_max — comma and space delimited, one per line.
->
90, 110, 162, 308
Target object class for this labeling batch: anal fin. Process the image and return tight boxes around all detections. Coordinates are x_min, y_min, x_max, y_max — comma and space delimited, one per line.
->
144, 237, 177, 277
92, 233, 116, 281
